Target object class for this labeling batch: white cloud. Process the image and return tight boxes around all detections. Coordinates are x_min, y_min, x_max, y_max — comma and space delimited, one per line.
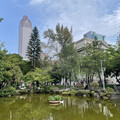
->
30, 0, 120, 44
30, 0, 45, 5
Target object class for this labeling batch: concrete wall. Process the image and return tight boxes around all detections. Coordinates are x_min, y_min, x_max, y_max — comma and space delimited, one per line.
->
74, 38, 108, 52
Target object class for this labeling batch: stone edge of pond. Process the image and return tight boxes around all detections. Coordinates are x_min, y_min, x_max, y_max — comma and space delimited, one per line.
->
17, 89, 120, 100
2, 89, 120, 101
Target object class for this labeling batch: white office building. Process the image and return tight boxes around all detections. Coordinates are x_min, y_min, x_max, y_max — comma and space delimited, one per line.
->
18, 15, 32, 60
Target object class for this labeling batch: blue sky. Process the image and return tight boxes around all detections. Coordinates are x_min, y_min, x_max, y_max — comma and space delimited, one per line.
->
0, 0, 120, 54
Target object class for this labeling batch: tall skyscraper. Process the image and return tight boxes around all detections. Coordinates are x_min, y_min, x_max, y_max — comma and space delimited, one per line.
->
18, 15, 32, 60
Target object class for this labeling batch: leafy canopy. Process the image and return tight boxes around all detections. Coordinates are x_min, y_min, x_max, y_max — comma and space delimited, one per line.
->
24, 68, 53, 85
27, 26, 42, 68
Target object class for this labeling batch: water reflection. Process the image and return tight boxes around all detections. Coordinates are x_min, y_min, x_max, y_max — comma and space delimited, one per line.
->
0, 95, 119, 120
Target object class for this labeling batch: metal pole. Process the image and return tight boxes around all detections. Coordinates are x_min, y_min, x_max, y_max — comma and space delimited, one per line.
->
101, 60, 105, 90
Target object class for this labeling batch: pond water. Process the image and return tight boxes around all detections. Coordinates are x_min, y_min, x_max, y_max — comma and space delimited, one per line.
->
0, 94, 120, 120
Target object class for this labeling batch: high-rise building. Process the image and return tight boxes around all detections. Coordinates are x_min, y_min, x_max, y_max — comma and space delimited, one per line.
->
116, 32, 120, 49
74, 31, 108, 53
84, 31, 105, 41
18, 15, 32, 60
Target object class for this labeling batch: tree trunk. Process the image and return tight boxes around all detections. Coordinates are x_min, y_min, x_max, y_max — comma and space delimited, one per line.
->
98, 72, 102, 87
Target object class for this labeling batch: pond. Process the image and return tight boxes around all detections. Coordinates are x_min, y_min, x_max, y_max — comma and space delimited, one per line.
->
0, 94, 120, 120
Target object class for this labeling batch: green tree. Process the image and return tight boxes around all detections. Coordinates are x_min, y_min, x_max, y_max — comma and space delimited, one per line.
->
0, 18, 3, 22
50, 62, 62, 84
0, 43, 6, 89
59, 43, 79, 85
80, 38, 108, 86
20, 60, 33, 75
4, 54, 23, 66
44, 24, 79, 85
105, 44, 120, 81
0, 43, 24, 90
27, 26, 42, 68
24, 68, 53, 89
39, 56, 51, 69
44, 23, 73, 50
3, 54, 23, 88
3, 53, 32, 75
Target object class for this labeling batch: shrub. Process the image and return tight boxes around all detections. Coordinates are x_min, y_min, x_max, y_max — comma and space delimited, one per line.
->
105, 85, 114, 89
42, 86, 50, 93
50, 87, 59, 92
0, 87, 17, 97
33, 86, 50, 93
62, 91, 71, 95
91, 91, 95, 94
19, 89, 27, 94
70, 89, 78, 95
48, 95, 62, 101
106, 87, 114, 93
54, 95, 62, 101
48, 96, 55, 101
90, 81, 99, 89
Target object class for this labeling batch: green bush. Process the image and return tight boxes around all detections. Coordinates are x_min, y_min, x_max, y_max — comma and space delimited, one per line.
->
70, 89, 78, 95
19, 89, 27, 94
105, 85, 114, 89
50, 87, 59, 92
48, 96, 55, 101
0, 87, 17, 97
91, 91, 95, 94
90, 81, 99, 89
42, 86, 50, 93
48, 95, 62, 101
62, 91, 71, 95
34, 86, 50, 93
106, 87, 114, 93
54, 95, 62, 101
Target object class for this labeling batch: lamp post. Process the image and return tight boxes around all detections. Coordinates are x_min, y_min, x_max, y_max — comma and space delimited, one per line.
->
101, 60, 105, 90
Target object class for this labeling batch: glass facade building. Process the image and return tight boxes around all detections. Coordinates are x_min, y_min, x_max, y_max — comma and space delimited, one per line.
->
83, 31, 105, 41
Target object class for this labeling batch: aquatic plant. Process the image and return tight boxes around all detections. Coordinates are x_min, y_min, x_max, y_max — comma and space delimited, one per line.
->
48, 95, 62, 101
